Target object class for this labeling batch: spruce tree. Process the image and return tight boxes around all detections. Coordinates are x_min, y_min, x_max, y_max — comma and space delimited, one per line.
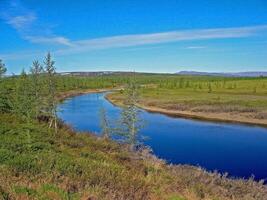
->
0, 59, 7, 78
44, 52, 58, 133
0, 59, 11, 113
14, 69, 35, 121
118, 77, 144, 151
30, 60, 44, 119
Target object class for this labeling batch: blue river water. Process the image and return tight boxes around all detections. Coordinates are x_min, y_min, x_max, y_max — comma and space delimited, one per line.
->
58, 92, 267, 181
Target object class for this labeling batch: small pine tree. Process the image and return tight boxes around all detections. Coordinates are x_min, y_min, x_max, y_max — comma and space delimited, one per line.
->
44, 53, 58, 134
30, 60, 44, 119
0, 59, 7, 78
208, 83, 212, 93
13, 69, 35, 121
118, 77, 144, 151
0, 59, 11, 113
12, 69, 34, 148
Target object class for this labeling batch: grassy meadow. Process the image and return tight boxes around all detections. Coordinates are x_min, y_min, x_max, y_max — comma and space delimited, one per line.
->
106, 74, 267, 125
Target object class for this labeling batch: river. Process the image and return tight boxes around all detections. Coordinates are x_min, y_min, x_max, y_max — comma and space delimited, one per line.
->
58, 92, 267, 181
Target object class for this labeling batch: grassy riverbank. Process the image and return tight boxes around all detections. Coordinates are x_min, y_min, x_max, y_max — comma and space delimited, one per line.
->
106, 75, 267, 126
1, 113, 267, 200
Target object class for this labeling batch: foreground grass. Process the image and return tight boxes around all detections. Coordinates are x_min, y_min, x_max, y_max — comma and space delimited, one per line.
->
1, 114, 267, 200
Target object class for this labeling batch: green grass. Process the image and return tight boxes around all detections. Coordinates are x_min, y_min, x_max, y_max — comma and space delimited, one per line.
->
139, 76, 267, 108
107, 75, 267, 124
140, 87, 267, 109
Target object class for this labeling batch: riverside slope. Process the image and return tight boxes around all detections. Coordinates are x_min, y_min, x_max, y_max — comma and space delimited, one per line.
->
106, 92, 267, 127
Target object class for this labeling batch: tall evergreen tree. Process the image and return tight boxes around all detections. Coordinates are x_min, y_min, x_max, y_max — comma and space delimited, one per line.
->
0, 59, 7, 78
44, 53, 58, 133
118, 77, 144, 151
30, 60, 44, 119
0, 59, 11, 113
14, 69, 35, 121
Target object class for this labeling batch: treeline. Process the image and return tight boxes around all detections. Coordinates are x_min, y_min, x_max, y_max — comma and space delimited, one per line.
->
153, 77, 267, 94
0, 55, 144, 150
0, 53, 58, 133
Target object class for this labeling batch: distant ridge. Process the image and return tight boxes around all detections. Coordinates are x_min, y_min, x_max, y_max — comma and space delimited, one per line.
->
57, 70, 267, 77
58, 71, 159, 76
176, 71, 267, 77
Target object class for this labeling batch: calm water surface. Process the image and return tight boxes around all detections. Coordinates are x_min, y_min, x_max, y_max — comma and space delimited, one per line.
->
58, 92, 267, 180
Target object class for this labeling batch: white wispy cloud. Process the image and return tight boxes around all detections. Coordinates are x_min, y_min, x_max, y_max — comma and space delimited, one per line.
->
2, 23, 267, 60
56, 25, 267, 55
25, 36, 74, 46
6, 13, 36, 30
0, 0, 70, 46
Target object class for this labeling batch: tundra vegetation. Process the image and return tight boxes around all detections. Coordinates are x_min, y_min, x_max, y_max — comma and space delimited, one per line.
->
0, 54, 267, 199
107, 74, 267, 126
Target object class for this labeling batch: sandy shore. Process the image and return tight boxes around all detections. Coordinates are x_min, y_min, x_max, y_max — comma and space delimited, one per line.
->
106, 93, 267, 127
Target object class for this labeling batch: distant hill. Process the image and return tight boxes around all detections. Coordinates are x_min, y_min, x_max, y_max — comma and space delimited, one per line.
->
58, 71, 159, 76
176, 71, 267, 77
58, 70, 267, 77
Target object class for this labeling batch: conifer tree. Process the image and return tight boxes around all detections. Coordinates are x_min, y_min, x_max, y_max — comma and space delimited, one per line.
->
0, 59, 7, 78
30, 60, 44, 119
44, 52, 58, 133
0, 59, 11, 113
118, 77, 144, 151
14, 69, 35, 121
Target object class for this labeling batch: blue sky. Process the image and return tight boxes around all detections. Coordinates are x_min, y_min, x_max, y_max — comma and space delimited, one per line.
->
0, 0, 267, 74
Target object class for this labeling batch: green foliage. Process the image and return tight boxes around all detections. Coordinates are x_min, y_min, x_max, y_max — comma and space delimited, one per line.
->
0, 86, 12, 113
13, 69, 36, 121
0, 59, 12, 113
0, 59, 7, 78
167, 195, 187, 200
117, 77, 145, 150
30, 60, 45, 119
13, 185, 38, 197
44, 52, 58, 133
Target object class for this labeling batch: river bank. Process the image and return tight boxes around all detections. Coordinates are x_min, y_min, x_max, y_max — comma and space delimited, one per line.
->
55, 89, 267, 199
106, 92, 267, 127
1, 112, 267, 199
